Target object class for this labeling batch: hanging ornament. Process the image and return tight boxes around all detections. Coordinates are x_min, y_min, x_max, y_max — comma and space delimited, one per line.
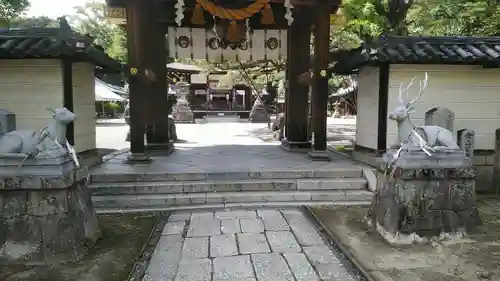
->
227, 21, 245, 43
260, 4, 274, 25
175, 0, 185, 26
191, 3, 205, 25
212, 15, 219, 40
284, 0, 294, 26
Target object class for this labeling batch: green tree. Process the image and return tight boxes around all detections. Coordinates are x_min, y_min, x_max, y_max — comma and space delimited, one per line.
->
0, 0, 30, 26
9, 16, 58, 27
70, 0, 127, 62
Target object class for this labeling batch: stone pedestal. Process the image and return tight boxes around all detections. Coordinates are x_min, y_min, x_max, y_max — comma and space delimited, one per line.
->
368, 149, 481, 241
249, 100, 269, 123
172, 103, 194, 123
0, 155, 100, 265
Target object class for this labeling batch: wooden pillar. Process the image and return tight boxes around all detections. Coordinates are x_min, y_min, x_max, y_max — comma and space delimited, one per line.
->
144, 3, 171, 152
280, 11, 312, 152
309, 6, 331, 160
124, 0, 149, 160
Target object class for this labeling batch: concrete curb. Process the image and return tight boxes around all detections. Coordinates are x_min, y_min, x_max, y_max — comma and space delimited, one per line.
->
303, 206, 375, 281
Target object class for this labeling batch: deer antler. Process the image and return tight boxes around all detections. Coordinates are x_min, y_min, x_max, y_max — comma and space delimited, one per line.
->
398, 76, 416, 105
408, 72, 428, 106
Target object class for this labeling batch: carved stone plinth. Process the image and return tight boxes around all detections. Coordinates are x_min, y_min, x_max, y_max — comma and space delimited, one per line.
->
172, 104, 194, 123
249, 101, 269, 123
0, 155, 100, 265
368, 150, 481, 242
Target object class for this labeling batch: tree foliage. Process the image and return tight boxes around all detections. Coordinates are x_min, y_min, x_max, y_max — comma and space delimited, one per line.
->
9, 16, 58, 27
70, 1, 127, 63
0, 0, 29, 19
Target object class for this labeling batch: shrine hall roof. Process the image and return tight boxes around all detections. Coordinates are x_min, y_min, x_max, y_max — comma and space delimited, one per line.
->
330, 36, 500, 74
0, 19, 123, 72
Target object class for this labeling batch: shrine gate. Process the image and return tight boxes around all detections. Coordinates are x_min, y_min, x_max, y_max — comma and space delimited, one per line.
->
104, 0, 340, 161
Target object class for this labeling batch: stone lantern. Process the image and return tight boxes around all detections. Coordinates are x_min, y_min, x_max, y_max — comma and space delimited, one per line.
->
172, 81, 195, 123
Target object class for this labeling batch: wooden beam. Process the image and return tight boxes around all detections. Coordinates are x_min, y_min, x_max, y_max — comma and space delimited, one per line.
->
297, 71, 312, 85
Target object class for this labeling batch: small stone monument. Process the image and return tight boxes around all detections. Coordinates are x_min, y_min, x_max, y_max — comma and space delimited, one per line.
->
457, 129, 475, 159
271, 112, 285, 140
368, 74, 480, 243
0, 108, 100, 265
425, 107, 454, 131
0, 109, 15, 134
172, 81, 194, 123
249, 99, 269, 123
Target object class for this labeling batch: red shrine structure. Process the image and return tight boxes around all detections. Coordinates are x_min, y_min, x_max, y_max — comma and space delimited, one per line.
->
104, 0, 341, 161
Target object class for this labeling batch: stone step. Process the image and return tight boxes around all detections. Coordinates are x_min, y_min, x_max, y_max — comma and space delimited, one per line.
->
89, 178, 367, 195
95, 200, 372, 214
91, 190, 372, 211
90, 168, 364, 183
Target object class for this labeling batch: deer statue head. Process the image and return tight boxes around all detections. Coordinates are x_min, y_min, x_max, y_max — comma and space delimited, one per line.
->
47, 107, 76, 124
388, 72, 428, 123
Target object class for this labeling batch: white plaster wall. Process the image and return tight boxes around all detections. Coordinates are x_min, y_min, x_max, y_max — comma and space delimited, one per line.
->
355, 67, 380, 150
0, 59, 64, 132
72, 62, 96, 153
387, 64, 500, 150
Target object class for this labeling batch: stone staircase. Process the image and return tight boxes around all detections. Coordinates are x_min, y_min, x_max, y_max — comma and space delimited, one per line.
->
89, 168, 372, 213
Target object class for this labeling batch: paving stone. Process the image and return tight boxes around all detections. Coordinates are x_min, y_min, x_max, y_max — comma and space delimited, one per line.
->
221, 219, 241, 234
213, 255, 256, 281
187, 218, 221, 237
266, 231, 301, 253
142, 234, 183, 281
175, 258, 211, 281
182, 237, 209, 259
238, 233, 271, 254
303, 245, 341, 267
240, 218, 264, 233
257, 210, 289, 231
168, 212, 191, 222
162, 221, 186, 235
210, 234, 238, 257
315, 264, 356, 281
190, 211, 214, 221
251, 253, 294, 281
290, 224, 324, 246
283, 253, 320, 281
215, 210, 257, 220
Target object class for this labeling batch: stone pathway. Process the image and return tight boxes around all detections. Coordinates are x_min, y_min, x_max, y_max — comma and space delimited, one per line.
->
142, 208, 360, 281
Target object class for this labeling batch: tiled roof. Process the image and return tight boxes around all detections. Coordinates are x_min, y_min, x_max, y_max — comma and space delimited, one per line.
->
329, 36, 500, 74
0, 26, 123, 72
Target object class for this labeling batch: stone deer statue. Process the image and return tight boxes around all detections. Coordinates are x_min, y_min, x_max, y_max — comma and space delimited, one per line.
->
388, 73, 459, 153
0, 107, 76, 157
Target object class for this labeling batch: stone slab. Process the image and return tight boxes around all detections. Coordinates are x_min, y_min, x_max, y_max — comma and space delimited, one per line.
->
266, 231, 301, 253
240, 218, 264, 233
237, 233, 271, 254
283, 253, 320, 281
213, 255, 256, 281
258, 210, 289, 231
168, 212, 191, 222
175, 258, 211, 281
162, 221, 186, 236
210, 234, 238, 257
0, 166, 88, 190
290, 223, 324, 246
187, 218, 221, 237
251, 253, 295, 281
215, 210, 256, 220
303, 245, 341, 267
221, 219, 241, 234
182, 237, 209, 259
143, 234, 183, 281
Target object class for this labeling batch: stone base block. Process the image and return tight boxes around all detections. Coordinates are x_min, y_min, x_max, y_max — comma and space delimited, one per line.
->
146, 142, 175, 156
173, 106, 195, 123
368, 162, 481, 240
308, 150, 331, 161
249, 105, 269, 123
0, 170, 100, 265
280, 139, 311, 152
126, 153, 151, 163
